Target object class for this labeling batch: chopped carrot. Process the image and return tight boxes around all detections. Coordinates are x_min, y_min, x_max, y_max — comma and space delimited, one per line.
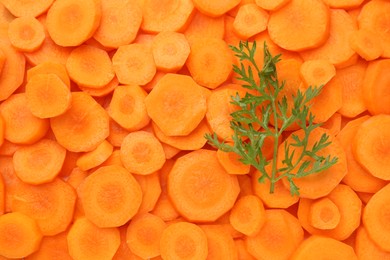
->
233, 3, 269, 40
133, 172, 162, 214
67, 217, 120, 260
321, 112, 342, 137
168, 149, 240, 222
299, 59, 336, 88
145, 73, 207, 136
223, 15, 241, 46
112, 43, 156, 85
237, 174, 254, 198
235, 239, 256, 260
1, 0, 54, 17
50, 92, 110, 152
308, 197, 341, 230
268, 0, 330, 51
0, 156, 23, 213
255, 0, 290, 10
322, 0, 364, 9
216, 145, 251, 175
0, 212, 42, 259
113, 225, 143, 260
46, 0, 102, 47
160, 221, 208, 260
186, 37, 233, 89
349, 29, 383, 61
184, 11, 225, 45
151, 192, 180, 222
8, 16, 45, 52
78, 76, 119, 97
93, 0, 142, 48
26, 231, 72, 260
13, 138, 66, 185
107, 119, 130, 148
200, 225, 238, 259
27, 62, 71, 88
192, 0, 240, 17
76, 140, 113, 171
355, 226, 390, 260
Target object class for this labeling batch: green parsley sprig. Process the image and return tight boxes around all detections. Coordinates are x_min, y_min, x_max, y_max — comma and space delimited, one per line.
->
205, 41, 338, 196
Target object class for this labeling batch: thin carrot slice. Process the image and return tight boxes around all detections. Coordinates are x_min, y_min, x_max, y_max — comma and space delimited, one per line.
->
268, 0, 330, 51
200, 225, 238, 260
349, 29, 383, 61
50, 92, 110, 152
120, 131, 166, 175
0, 0, 54, 17
79, 165, 142, 227
93, 0, 142, 48
362, 59, 390, 115
67, 217, 120, 260
112, 43, 156, 85
216, 146, 251, 175
126, 213, 167, 259
184, 11, 225, 45
26, 73, 72, 118
0, 93, 49, 144
145, 73, 207, 136
299, 59, 335, 88
8, 16, 45, 52
186, 37, 233, 89
151, 31, 190, 72
0, 212, 42, 259
355, 226, 390, 260
291, 235, 357, 260
255, 0, 290, 11
66, 45, 115, 88
11, 178, 76, 236
76, 140, 113, 171
192, 0, 240, 17
141, 0, 195, 33
233, 3, 269, 40
133, 172, 162, 214
353, 114, 390, 180
246, 209, 304, 260
308, 197, 341, 230
13, 139, 66, 185
26, 231, 72, 260
160, 221, 208, 260
27, 62, 71, 88
168, 149, 240, 222
108, 85, 150, 132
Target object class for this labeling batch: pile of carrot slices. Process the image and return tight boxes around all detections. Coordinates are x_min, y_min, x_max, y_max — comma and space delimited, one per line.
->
0, 0, 390, 259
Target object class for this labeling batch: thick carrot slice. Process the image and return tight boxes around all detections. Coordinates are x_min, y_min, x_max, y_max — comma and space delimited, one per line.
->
108, 85, 150, 132
8, 16, 45, 52
133, 172, 162, 214
0, 212, 42, 259
50, 92, 110, 152
13, 139, 66, 185
26, 231, 72, 260
126, 213, 167, 259
255, 0, 290, 10
246, 209, 304, 259
192, 0, 240, 17
184, 11, 225, 45
151, 31, 190, 72
27, 62, 71, 88
1, 0, 53, 17
26, 73, 72, 118
160, 221, 208, 260
120, 131, 166, 175
141, 0, 195, 33
337, 116, 387, 193
67, 217, 120, 260
233, 3, 269, 40
353, 115, 390, 180
291, 235, 357, 260
362, 59, 390, 115
168, 149, 240, 222
93, 0, 142, 48
355, 226, 390, 260
186, 37, 233, 89
0, 93, 49, 144
216, 145, 251, 175
145, 73, 207, 136
278, 127, 347, 199
229, 195, 266, 236
200, 225, 238, 259
76, 140, 113, 171
46, 0, 101, 47
358, 0, 390, 58
308, 197, 341, 230
349, 29, 383, 61
112, 43, 156, 85
268, 0, 330, 51
299, 59, 335, 88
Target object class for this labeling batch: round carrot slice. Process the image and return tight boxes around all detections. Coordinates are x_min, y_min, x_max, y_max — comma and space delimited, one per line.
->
168, 149, 240, 222
1, 0, 54, 17
8, 16, 45, 52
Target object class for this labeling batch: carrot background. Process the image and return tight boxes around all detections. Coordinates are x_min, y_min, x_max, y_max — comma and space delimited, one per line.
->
0, 0, 389, 259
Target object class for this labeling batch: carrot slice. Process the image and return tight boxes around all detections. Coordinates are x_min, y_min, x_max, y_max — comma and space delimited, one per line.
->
26, 231, 72, 260
112, 43, 156, 85
0, 156, 23, 213
141, 0, 195, 33
46, 0, 101, 47
1, 0, 53, 17
168, 149, 240, 222
268, 0, 330, 51
192, 0, 240, 17
299, 59, 336, 88
133, 172, 162, 215
11, 178, 76, 236
322, 0, 364, 9
291, 235, 357, 260
160, 221, 208, 260
186, 37, 233, 89
50, 92, 110, 152
67, 217, 120, 260
349, 29, 383, 61
27, 62, 71, 88
78, 76, 119, 97
0, 93, 49, 144
126, 213, 167, 259
200, 225, 238, 259
184, 11, 225, 45
355, 226, 390, 260
108, 85, 150, 132
216, 145, 251, 175
151, 31, 190, 72
145, 73, 207, 136
0, 212, 42, 259
93, 0, 142, 48
8, 16, 45, 52
235, 239, 256, 260
233, 3, 269, 40
255, 0, 290, 11
76, 140, 113, 171
308, 197, 341, 230
13, 139, 66, 185
246, 209, 304, 259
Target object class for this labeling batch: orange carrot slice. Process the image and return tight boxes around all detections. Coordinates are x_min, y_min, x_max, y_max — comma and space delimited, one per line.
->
26, 231, 72, 260
1, 0, 54, 17
133, 172, 162, 215
192, 0, 240, 17
308, 197, 341, 230
216, 146, 251, 175
200, 225, 238, 259
355, 226, 390, 260
322, 0, 364, 9
233, 3, 269, 39
255, 0, 290, 11
299, 59, 336, 88
76, 140, 113, 171
184, 11, 225, 45
349, 29, 383, 61
27, 62, 71, 88
8, 16, 45, 52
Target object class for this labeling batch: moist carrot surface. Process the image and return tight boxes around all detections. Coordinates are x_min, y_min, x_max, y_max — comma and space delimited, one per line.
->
0, 0, 390, 258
